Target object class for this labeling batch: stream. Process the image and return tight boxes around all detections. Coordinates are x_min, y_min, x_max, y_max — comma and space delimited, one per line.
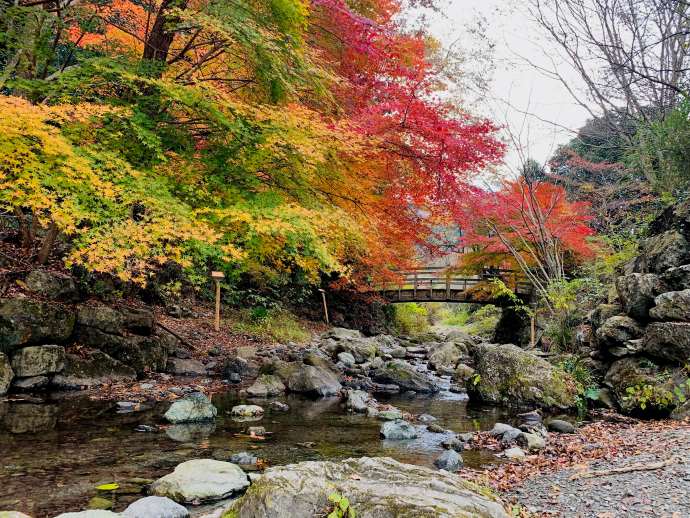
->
0, 387, 516, 517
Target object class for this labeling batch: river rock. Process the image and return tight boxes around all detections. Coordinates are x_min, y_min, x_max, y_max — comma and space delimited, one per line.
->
517, 432, 545, 451
371, 360, 439, 393
337, 351, 356, 368
164, 393, 217, 423
25, 270, 79, 301
595, 316, 643, 349
10, 345, 65, 377
55, 512, 121, 518
469, 344, 578, 409
503, 447, 526, 460
547, 419, 576, 434
434, 449, 462, 472
376, 408, 403, 420
51, 350, 136, 389
246, 374, 286, 397
166, 358, 207, 376
0, 513, 32, 518
285, 364, 341, 397
268, 401, 289, 412
229, 452, 259, 466
428, 342, 464, 371
338, 338, 377, 363
346, 389, 373, 413
223, 356, 259, 381
489, 423, 518, 437
12, 375, 49, 391
615, 273, 666, 321
0, 353, 13, 395
0, 298, 75, 353
230, 404, 264, 417
150, 459, 249, 503
650, 289, 690, 321
326, 327, 363, 341
642, 322, 690, 363
380, 419, 417, 440
661, 264, 690, 291
122, 496, 189, 518
223, 456, 508, 518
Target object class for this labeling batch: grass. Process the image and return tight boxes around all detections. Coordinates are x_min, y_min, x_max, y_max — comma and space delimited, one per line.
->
230, 308, 312, 343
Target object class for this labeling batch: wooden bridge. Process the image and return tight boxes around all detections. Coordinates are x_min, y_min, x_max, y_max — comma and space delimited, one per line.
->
376, 267, 533, 304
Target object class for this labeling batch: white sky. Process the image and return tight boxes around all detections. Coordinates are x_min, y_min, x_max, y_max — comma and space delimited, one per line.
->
423, 0, 593, 173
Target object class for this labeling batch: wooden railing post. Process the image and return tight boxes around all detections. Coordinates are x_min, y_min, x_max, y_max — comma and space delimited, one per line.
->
446, 273, 450, 300
413, 271, 418, 299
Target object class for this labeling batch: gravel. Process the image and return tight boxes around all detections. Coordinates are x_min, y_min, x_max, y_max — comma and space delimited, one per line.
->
510, 429, 690, 517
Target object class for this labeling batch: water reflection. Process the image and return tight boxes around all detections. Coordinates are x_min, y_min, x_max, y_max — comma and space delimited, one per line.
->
0, 390, 514, 517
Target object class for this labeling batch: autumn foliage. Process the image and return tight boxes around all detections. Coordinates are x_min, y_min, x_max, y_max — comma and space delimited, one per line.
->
0, 0, 503, 293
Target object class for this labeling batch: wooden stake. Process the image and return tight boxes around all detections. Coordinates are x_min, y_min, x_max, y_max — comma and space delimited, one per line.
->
530, 308, 536, 348
319, 289, 329, 324
211, 271, 225, 331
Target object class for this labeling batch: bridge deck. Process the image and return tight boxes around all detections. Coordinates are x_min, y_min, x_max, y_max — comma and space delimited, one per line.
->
376, 267, 532, 303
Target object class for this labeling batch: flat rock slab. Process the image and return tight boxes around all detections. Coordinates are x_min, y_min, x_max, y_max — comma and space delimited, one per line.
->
150, 459, 249, 504
224, 456, 508, 518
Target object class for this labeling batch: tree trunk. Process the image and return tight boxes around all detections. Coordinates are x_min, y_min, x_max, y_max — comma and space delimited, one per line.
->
143, 0, 189, 63
13, 207, 34, 250
37, 221, 59, 265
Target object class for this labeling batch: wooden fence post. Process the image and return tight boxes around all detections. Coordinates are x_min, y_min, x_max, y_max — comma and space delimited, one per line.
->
211, 271, 225, 331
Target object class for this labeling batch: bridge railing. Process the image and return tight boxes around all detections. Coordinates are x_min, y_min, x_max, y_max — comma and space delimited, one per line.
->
376, 266, 532, 302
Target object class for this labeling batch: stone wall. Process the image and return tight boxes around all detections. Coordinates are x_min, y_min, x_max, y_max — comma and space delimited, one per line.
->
586, 200, 690, 416
0, 273, 178, 395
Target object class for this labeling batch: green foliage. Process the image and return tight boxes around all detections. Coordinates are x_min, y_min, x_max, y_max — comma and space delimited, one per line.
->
464, 304, 501, 338
559, 356, 599, 415
230, 308, 311, 343
327, 492, 356, 518
628, 98, 690, 197
442, 306, 471, 326
624, 377, 690, 411
392, 303, 430, 336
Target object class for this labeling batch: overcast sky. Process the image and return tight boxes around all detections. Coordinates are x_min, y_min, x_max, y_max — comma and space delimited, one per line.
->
422, 0, 593, 173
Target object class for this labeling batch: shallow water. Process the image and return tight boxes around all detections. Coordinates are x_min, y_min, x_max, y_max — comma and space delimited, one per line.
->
0, 390, 515, 517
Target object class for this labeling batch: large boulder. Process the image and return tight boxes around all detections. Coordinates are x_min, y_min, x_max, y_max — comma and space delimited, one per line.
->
285, 364, 341, 397
10, 345, 65, 377
428, 342, 465, 371
661, 264, 690, 291
0, 298, 75, 353
588, 303, 624, 329
25, 270, 79, 301
0, 353, 14, 395
165, 358, 207, 376
469, 344, 578, 409
603, 356, 684, 414
150, 459, 249, 503
371, 360, 439, 393
164, 392, 217, 423
77, 304, 154, 335
641, 322, 690, 363
55, 512, 121, 518
123, 496, 189, 518
641, 230, 690, 274
595, 316, 643, 349
51, 350, 136, 389
223, 457, 508, 518
246, 374, 286, 397
77, 327, 167, 375
650, 290, 690, 321
615, 273, 666, 321
337, 338, 378, 364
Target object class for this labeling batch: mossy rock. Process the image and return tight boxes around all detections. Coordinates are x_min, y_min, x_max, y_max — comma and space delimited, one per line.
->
469, 344, 578, 409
